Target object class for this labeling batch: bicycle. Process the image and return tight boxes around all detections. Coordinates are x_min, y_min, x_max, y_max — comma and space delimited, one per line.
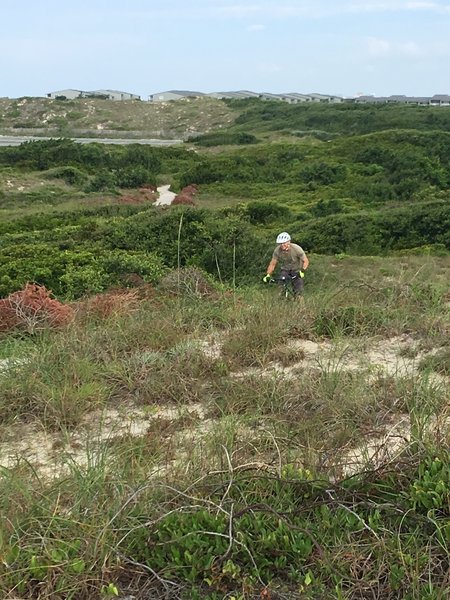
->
267, 271, 304, 300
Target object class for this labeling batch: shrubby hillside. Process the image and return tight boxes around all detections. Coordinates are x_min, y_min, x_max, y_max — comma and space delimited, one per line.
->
0, 96, 235, 138
1, 101, 449, 299
227, 98, 450, 136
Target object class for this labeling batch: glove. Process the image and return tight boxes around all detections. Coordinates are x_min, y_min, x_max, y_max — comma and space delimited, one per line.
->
299, 271, 305, 278
263, 274, 271, 283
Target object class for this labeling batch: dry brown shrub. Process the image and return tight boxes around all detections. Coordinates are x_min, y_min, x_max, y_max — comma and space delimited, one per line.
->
181, 184, 198, 195
0, 283, 73, 333
172, 184, 199, 206
75, 288, 141, 321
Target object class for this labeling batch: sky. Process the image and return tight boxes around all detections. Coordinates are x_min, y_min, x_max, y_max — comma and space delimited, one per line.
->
1, 0, 450, 99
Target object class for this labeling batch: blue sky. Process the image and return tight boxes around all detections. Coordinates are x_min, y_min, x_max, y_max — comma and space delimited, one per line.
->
1, 0, 450, 99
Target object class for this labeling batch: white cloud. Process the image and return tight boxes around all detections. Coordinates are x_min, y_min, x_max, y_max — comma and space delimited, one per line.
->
399, 41, 423, 56
367, 37, 391, 57
366, 37, 436, 58
246, 23, 265, 31
212, 1, 450, 19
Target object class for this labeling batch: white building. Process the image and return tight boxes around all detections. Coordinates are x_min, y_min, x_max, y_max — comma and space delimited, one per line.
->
430, 94, 450, 106
350, 94, 450, 106
307, 93, 343, 103
280, 93, 313, 103
47, 89, 140, 101
47, 89, 83, 100
91, 89, 140, 101
149, 90, 205, 102
207, 90, 260, 100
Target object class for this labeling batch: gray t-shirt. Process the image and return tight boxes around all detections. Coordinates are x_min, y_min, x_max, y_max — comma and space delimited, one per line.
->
272, 242, 306, 271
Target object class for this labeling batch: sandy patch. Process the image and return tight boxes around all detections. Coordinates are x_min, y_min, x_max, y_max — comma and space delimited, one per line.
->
154, 184, 176, 206
229, 335, 448, 386
0, 402, 206, 479
1, 334, 447, 481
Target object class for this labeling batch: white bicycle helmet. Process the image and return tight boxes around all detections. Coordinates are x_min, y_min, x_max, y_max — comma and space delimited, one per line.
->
276, 232, 291, 244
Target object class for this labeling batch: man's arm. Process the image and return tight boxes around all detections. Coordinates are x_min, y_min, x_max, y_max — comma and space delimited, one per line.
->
266, 258, 277, 275
302, 254, 309, 270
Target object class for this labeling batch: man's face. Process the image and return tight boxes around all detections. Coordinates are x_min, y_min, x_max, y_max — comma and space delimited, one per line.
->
280, 241, 291, 251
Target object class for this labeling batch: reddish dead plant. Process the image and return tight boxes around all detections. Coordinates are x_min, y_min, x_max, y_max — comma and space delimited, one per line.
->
0, 283, 73, 334
172, 183, 199, 206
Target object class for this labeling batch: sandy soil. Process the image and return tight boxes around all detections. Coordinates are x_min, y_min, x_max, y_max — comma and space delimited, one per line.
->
1, 334, 448, 480
154, 184, 176, 206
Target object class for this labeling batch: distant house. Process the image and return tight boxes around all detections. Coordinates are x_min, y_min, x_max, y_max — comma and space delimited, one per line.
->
207, 91, 340, 103
259, 92, 284, 102
430, 94, 450, 106
351, 95, 389, 104
386, 95, 408, 103
47, 89, 140, 101
280, 93, 313, 103
87, 89, 141, 101
47, 88, 450, 106
207, 90, 260, 100
350, 94, 450, 106
405, 97, 432, 106
308, 93, 343, 103
47, 89, 83, 100
149, 90, 205, 102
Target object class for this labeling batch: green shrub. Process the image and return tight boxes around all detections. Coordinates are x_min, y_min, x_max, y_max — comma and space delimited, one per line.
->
296, 162, 347, 185
59, 264, 111, 299
44, 166, 88, 186
246, 200, 292, 224
189, 131, 259, 146
115, 165, 156, 188
85, 170, 117, 192
101, 250, 167, 285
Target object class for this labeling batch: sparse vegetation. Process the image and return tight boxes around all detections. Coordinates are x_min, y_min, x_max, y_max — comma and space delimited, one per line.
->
1, 260, 449, 598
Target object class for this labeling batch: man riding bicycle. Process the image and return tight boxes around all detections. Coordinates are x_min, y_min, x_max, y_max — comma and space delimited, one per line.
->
263, 232, 309, 299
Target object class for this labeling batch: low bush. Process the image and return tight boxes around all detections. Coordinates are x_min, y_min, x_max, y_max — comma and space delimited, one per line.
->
44, 166, 88, 186
245, 200, 292, 224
